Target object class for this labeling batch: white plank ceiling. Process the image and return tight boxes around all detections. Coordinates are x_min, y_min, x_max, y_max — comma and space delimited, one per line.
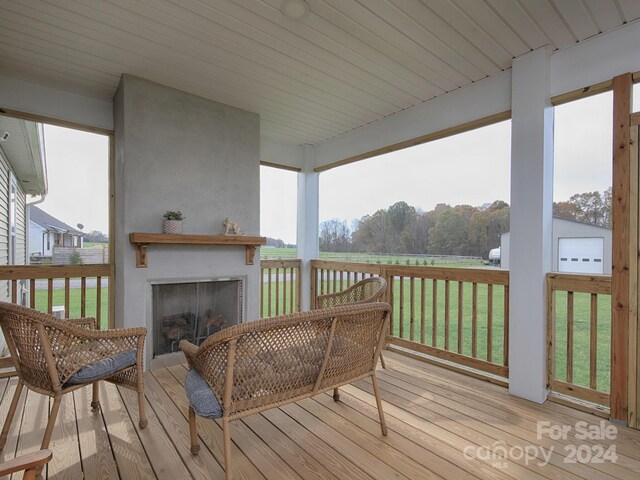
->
1, 0, 639, 146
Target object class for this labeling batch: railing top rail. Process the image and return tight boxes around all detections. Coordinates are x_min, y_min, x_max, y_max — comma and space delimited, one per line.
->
260, 259, 302, 268
0, 264, 112, 280
310, 260, 383, 275
546, 272, 611, 295
384, 265, 509, 285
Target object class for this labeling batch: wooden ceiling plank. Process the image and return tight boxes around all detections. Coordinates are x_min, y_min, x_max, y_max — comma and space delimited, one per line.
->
551, 0, 599, 41
315, 0, 461, 90
423, 0, 520, 66
101, 0, 408, 116
51, 0, 390, 123
617, 0, 640, 23
0, 24, 362, 138
184, 0, 435, 100
386, 0, 500, 77
486, 0, 551, 49
517, 0, 577, 48
584, 0, 624, 32
352, 0, 488, 81
0, 4, 375, 134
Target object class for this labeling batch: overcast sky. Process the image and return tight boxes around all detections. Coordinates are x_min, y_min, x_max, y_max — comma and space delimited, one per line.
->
38, 125, 109, 233
37, 86, 638, 244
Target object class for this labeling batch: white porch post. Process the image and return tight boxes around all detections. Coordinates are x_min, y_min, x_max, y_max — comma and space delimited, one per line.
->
509, 47, 554, 403
296, 145, 320, 311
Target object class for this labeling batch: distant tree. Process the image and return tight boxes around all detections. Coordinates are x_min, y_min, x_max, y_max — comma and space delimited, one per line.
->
83, 230, 108, 243
553, 188, 611, 227
319, 219, 352, 252
265, 237, 286, 247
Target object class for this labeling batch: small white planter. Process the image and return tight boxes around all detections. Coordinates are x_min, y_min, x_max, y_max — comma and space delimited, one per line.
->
163, 220, 183, 234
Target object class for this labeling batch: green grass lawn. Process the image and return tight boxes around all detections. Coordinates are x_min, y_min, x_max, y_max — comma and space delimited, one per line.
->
33, 287, 110, 329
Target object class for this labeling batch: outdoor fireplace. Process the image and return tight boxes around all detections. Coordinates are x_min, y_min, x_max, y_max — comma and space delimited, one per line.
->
151, 278, 244, 357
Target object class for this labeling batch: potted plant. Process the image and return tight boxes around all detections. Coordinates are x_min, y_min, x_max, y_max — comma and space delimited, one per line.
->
163, 211, 184, 234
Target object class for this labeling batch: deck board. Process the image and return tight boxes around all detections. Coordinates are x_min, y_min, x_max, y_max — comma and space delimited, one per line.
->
0, 351, 638, 479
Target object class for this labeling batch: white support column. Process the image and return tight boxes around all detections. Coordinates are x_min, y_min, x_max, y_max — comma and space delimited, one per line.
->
297, 145, 320, 311
509, 47, 554, 403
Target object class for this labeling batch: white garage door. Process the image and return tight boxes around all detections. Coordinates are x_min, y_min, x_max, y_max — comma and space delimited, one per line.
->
558, 238, 604, 274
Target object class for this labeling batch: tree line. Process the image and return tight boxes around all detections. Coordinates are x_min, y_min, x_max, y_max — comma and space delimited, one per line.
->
320, 188, 611, 258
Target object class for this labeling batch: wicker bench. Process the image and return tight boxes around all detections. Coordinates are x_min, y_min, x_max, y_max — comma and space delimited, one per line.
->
180, 302, 391, 480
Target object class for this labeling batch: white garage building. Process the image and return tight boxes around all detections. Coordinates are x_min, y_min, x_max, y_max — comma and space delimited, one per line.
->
500, 217, 611, 274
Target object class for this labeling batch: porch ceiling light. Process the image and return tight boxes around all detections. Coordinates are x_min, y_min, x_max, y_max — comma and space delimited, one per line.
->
281, 0, 309, 20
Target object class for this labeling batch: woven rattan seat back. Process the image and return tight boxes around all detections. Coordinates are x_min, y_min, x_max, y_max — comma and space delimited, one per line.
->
0, 303, 62, 395
315, 276, 386, 309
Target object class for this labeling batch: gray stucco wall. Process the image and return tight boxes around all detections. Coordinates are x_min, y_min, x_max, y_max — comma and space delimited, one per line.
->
500, 218, 611, 272
113, 75, 260, 361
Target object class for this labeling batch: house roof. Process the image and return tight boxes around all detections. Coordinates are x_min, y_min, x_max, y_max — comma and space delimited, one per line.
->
0, 116, 47, 196
0, 1, 638, 147
501, 216, 612, 236
30, 206, 83, 236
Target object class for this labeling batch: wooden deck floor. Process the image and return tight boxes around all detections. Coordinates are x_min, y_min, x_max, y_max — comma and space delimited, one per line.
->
1, 350, 640, 479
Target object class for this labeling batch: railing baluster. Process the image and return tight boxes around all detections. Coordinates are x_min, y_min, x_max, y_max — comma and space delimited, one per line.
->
30, 279, 35, 308
409, 277, 415, 342
275, 267, 280, 316
64, 277, 70, 318
503, 285, 510, 367
96, 276, 102, 329
432, 280, 438, 347
47, 278, 53, 314
339, 270, 344, 292
472, 282, 478, 358
282, 267, 287, 315
81, 277, 86, 317
260, 267, 265, 317
332, 270, 337, 294
567, 291, 574, 384
487, 284, 493, 363
444, 280, 450, 350
267, 268, 272, 317
11, 279, 17, 304
457, 281, 463, 354
389, 276, 395, 336
399, 276, 405, 339
420, 278, 426, 345
590, 293, 598, 390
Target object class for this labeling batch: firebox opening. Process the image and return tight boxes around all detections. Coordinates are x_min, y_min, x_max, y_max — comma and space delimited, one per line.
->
151, 278, 244, 357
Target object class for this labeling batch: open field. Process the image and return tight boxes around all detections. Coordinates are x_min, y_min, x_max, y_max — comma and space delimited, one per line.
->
261, 248, 485, 267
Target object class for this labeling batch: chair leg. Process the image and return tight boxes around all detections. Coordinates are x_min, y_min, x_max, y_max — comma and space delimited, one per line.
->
137, 389, 148, 429
189, 407, 200, 455
91, 382, 100, 411
371, 373, 388, 436
379, 352, 387, 369
333, 387, 340, 402
223, 416, 233, 480
0, 380, 24, 450
41, 395, 62, 451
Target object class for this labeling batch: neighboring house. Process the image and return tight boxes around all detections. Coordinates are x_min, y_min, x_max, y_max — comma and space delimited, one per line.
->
29, 205, 83, 257
0, 115, 47, 353
500, 217, 612, 274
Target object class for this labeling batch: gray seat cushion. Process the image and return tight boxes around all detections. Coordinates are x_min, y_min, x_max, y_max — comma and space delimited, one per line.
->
185, 368, 223, 419
66, 349, 137, 385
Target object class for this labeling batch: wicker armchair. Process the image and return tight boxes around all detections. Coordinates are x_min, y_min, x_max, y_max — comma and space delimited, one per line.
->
181, 303, 391, 480
0, 302, 148, 455
315, 276, 388, 369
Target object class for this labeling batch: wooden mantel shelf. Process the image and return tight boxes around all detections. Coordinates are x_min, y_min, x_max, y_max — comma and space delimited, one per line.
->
129, 233, 266, 268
